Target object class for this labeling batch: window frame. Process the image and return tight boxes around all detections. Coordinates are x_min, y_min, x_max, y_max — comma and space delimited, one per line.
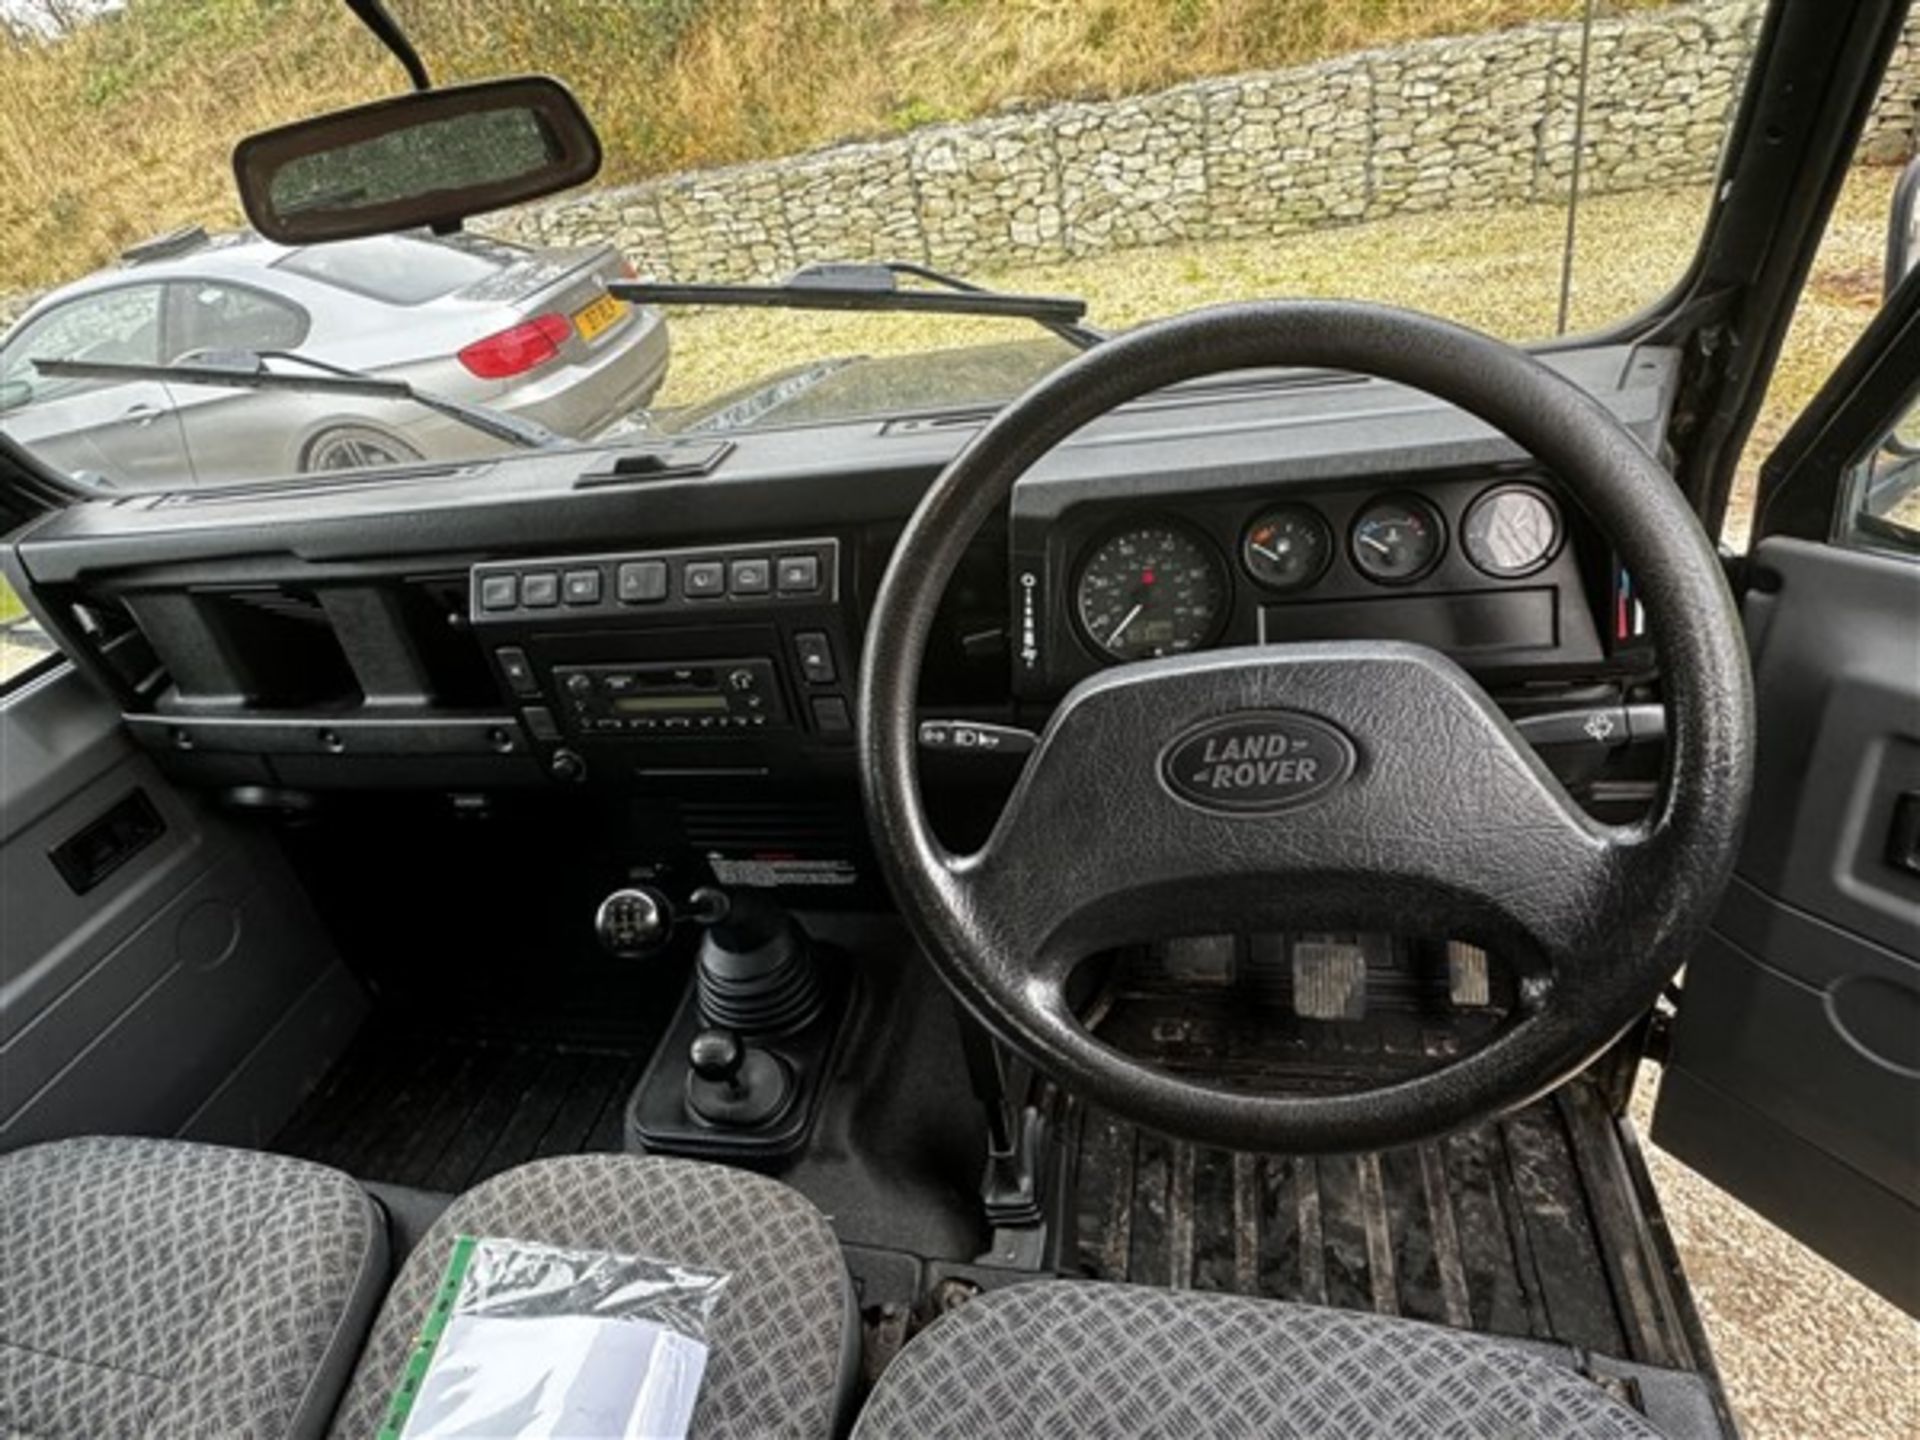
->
161, 276, 312, 362
0, 279, 170, 405
0, 576, 64, 696
1753, 250, 1920, 554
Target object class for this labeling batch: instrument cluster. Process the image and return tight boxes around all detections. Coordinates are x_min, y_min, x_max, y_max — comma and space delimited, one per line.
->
1066, 478, 1570, 665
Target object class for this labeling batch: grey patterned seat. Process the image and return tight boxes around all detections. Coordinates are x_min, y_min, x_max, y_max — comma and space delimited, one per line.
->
327, 1152, 860, 1440
0, 1136, 387, 1440
853, 1281, 1668, 1439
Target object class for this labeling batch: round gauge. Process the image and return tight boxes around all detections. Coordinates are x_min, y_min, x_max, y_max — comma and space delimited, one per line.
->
1075, 522, 1228, 662
1241, 505, 1333, 593
1462, 484, 1562, 578
1350, 495, 1445, 585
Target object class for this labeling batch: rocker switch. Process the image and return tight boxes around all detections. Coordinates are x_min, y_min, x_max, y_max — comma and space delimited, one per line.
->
495, 647, 539, 698
793, 631, 836, 685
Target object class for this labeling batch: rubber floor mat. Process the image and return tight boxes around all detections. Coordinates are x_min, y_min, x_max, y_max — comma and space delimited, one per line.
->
273, 1026, 649, 1192
1064, 1080, 1703, 1373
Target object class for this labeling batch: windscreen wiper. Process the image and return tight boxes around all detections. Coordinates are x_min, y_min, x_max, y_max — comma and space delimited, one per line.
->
612, 261, 1107, 350
33, 349, 563, 451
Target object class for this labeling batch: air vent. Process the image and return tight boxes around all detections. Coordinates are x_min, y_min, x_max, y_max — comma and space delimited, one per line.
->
880, 369, 1371, 439
882, 410, 997, 437
222, 587, 330, 625
676, 798, 856, 854
153, 464, 482, 506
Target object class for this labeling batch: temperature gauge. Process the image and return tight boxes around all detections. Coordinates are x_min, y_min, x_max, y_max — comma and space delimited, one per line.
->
1350, 495, 1445, 585
1242, 505, 1332, 593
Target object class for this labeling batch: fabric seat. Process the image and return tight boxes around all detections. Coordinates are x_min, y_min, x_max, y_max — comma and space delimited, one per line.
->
326, 1152, 860, 1440
853, 1281, 1667, 1439
0, 1136, 387, 1440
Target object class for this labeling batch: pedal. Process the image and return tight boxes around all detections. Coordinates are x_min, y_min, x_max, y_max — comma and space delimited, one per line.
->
1447, 940, 1492, 1008
977, 1104, 1050, 1270
1291, 933, 1371, 1020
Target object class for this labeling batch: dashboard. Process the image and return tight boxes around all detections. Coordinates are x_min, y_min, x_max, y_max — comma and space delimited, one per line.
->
4, 342, 1675, 864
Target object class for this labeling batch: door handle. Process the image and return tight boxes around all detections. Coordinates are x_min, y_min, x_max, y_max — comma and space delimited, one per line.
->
122, 403, 162, 428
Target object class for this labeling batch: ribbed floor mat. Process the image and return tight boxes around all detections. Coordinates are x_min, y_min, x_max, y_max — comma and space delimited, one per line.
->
1065, 1081, 1701, 1373
273, 1028, 648, 1192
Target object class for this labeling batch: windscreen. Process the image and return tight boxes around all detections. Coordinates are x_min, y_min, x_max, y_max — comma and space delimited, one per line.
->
0, 0, 1814, 515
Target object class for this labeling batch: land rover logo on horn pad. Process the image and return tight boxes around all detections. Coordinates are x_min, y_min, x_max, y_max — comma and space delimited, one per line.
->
1161, 710, 1357, 814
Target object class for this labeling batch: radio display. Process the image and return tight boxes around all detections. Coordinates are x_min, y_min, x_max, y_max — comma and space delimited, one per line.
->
613, 694, 731, 715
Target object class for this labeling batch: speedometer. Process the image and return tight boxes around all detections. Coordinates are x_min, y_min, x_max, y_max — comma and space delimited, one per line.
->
1075, 523, 1228, 662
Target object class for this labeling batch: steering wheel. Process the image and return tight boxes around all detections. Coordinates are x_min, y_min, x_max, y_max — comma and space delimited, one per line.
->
858, 302, 1754, 1153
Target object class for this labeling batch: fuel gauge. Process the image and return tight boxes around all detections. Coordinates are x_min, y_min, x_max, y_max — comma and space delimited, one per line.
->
1350, 495, 1445, 585
1242, 505, 1332, 593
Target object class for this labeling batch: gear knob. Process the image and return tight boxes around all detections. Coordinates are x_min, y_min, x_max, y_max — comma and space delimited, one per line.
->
595, 887, 671, 959
688, 1028, 746, 1088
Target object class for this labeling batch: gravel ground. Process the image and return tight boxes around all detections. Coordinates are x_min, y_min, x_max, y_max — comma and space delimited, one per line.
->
1631, 1069, 1920, 1439
656, 172, 1920, 1436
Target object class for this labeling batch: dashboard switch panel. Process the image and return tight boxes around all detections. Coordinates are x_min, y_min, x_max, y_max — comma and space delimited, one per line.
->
471, 538, 838, 623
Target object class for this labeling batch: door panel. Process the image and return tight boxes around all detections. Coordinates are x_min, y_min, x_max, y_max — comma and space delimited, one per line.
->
0, 661, 367, 1152
1, 379, 191, 488
1653, 536, 1920, 1313
0, 283, 193, 488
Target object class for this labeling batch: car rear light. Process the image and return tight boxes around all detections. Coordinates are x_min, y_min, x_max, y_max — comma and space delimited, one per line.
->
457, 313, 572, 379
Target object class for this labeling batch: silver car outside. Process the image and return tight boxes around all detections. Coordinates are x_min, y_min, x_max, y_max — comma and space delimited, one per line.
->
0, 228, 669, 488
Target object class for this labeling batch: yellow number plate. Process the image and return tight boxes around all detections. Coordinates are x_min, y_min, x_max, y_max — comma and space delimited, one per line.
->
572, 293, 627, 343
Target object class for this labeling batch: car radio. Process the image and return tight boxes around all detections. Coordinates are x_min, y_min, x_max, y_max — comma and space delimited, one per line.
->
553, 660, 785, 736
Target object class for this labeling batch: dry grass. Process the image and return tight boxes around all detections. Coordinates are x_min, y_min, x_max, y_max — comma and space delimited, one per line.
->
0, 0, 1662, 294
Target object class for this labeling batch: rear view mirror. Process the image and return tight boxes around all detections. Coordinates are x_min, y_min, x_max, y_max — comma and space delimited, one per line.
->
1884, 156, 1920, 299
232, 76, 601, 245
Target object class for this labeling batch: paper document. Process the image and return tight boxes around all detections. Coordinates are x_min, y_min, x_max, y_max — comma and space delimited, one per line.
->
397, 1312, 709, 1439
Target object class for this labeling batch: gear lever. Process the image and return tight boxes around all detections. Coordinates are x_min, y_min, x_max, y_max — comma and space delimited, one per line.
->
689, 887, 823, 1034
593, 884, 728, 960
685, 1026, 794, 1128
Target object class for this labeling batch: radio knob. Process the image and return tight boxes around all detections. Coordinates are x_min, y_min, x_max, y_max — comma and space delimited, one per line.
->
565, 672, 593, 697
727, 668, 755, 692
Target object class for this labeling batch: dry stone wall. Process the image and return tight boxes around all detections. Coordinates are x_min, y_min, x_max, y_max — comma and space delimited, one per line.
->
489, 0, 1918, 280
